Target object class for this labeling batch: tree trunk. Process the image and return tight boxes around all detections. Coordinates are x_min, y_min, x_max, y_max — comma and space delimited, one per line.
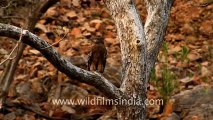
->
144, 0, 174, 76
0, 0, 174, 119
104, 0, 174, 119
104, 1, 147, 119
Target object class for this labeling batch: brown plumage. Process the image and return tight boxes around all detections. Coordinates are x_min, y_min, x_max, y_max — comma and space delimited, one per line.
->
87, 38, 107, 73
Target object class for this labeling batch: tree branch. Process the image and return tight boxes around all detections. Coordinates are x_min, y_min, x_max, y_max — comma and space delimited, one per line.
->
104, 0, 148, 119
0, 23, 123, 99
144, 0, 174, 73
0, 0, 60, 103
28, 0, 60, 29
34, 0, 60, 24
0, 28, 22, 66
39, 0, 59, 15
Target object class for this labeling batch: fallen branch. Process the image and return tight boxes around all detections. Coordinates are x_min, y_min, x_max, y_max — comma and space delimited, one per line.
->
0, 23, 124, 99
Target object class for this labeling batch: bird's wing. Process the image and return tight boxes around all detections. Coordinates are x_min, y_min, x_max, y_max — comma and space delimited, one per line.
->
103, 49, 107, 71
87, 50, 93, 71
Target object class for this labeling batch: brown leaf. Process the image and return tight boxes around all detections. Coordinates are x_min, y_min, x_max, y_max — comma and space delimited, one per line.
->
66, 11, 77, 19
90, 19, 102, 27
179, 77, 193, 84
44, 7, 58, 17
190, 116, 199, 120
187, 53, 201, 61
188, 44, 200, 49
201, 61, 208, 66
29, 50, 40, 55
106, 25, 114, 30
37, 70, 47, 77
52, 108, 66, 117
83, 32, 91, 37
59, 40, 70, 52
16, 75, 28, 81
86, 95, 112, 113
105, 38, 117, 46
101, 9, 110, 18
200, 20, 213, 35
8, 84, 17, 97
169, 46, 182, 54
61, 105, 76, 114
90, 19, 102, 30
105, 31, 116, 38
72, 0, 80, 7
59, 16, 69, 22
38, 34, 50, 44
181, 23, 194, 34
84, 22, 96, 32
201, 66, 211, 77
0, 48, 8, 55
3, 112, 16, 120
35, 23, 48, 33
70, 28, 82, 38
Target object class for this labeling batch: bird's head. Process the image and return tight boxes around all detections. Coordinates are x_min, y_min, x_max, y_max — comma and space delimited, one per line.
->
94, 37, 104, 44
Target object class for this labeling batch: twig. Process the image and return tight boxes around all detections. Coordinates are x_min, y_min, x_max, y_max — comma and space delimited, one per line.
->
0, 1, 13, 9
0, 29, 23, 66
0, 0, 60, 105
0, 16, 24, 19
0, 23, 124, 99
198, 3, 213, 7
41, 31, 69, 49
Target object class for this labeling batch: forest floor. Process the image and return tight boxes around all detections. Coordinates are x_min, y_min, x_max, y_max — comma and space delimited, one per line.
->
0, 0, 212, 119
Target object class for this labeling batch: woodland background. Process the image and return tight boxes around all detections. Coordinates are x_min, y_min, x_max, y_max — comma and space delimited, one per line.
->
0, 0, 212, 119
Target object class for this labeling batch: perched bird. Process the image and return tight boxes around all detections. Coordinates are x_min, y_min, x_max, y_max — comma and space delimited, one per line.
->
81, 0, 90, 7
87, 37, 107, 73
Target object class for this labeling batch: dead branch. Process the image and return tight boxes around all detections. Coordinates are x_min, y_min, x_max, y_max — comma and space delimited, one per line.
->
0, 23, 124, 99
41, 31, 69, 49
0, 0, 60, 104
0, 1, 13, 9
0, 29, 23, 66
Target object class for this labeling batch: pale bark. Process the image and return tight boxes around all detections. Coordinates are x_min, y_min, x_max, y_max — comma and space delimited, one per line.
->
104, 0, 174, 119
104, 0, 147, 119
144, 0, 174, 75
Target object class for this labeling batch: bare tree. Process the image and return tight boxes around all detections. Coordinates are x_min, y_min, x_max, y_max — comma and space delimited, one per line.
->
0, 0, 174, 119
